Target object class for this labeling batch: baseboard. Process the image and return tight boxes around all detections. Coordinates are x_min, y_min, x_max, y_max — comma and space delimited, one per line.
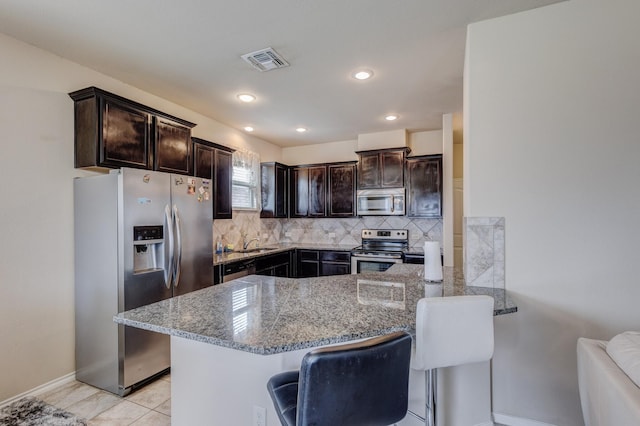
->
494, 412, 558, 426
0, 371, 76, 409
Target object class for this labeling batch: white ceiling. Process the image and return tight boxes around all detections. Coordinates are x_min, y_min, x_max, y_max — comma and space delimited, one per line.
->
0, 0, 563, 147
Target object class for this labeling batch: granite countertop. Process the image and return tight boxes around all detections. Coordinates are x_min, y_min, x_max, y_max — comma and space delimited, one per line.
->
114, 265, 517, 355
213, 243, 356, 265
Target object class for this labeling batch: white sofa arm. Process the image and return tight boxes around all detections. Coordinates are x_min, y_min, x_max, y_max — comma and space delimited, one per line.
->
577, 337, 640, 426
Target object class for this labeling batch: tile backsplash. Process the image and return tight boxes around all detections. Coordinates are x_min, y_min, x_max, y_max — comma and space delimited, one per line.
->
213, 211, 442, 251
464, 217, 505, 288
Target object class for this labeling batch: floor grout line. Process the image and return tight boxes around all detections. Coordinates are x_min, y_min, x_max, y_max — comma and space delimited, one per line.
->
37, 376, 172, 423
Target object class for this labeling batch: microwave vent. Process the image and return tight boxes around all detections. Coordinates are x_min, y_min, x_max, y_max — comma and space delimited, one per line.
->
241, 47, 290, 72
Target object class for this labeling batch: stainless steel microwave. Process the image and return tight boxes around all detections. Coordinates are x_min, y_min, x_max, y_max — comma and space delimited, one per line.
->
356, 188, 405, 216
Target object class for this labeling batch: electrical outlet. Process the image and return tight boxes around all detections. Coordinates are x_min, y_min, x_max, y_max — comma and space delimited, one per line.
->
328, 232, 336, 238
285, 232, 292, 237
253, 405, 266, 426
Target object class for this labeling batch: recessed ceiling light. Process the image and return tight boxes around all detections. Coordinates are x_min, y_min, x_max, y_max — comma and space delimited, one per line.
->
237, 93, 256, 103
244, 126, 254, 132
385, 114, 399, 121
296, 127, 307, 133
353, 69, 373, 80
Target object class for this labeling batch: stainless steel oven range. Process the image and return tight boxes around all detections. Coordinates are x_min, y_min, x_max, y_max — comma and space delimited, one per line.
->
351, 229, 408, 274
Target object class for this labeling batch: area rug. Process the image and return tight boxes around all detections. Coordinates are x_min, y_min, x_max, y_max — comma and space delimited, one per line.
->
0, 397, 87, 426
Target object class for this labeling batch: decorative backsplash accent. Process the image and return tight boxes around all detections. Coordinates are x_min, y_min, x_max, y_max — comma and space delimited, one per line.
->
213, 211, 442, 251
464, 217, 505, 288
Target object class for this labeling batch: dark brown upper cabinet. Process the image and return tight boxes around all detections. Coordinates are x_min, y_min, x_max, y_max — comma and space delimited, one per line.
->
69, 87, 195, 174
406, 155, 443, 218
214, 149, 233, 219
327, 162, 356, 217
260, 162, 289, 218
290, 165, 326, 218
192, 137, 234, 219
356, 147, 410, 189
154, 117, 193, 175
193, 141, 213, 179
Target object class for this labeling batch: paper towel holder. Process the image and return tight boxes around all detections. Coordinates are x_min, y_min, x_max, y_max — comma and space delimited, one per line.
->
423, 240, 443, 282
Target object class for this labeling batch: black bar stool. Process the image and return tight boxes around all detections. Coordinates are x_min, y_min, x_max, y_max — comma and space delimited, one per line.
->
266, 331, 412, 426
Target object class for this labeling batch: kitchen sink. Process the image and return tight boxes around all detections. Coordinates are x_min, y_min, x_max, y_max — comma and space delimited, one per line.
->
234, 247, 279, 254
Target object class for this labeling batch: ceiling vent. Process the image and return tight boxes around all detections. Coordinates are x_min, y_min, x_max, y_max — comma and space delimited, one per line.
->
241, 47, 290, 72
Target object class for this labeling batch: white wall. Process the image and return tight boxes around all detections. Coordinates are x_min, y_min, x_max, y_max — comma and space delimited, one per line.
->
408, 130, 443, 156
282, 129, 445, 166
0, 32, 281, 402
282, 139, 358, 165
464, 0, 640, 424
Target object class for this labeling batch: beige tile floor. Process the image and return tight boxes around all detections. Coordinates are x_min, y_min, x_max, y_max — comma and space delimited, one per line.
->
36, 374, 508, 426
37, 374, 171, 425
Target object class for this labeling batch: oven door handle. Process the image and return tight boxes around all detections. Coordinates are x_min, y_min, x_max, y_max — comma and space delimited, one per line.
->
352, 253, 403, 259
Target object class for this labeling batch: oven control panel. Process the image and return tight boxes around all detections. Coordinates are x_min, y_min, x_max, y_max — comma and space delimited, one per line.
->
361, 229, 408, 241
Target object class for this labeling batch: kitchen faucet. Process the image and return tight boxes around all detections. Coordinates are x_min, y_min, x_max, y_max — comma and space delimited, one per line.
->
243, 236, 260, 250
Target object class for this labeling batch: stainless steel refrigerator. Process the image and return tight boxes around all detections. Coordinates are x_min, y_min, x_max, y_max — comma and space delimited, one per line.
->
74, 168, 213, 395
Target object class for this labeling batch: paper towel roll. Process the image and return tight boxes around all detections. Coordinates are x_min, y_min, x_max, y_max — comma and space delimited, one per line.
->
424, 241, 443, 282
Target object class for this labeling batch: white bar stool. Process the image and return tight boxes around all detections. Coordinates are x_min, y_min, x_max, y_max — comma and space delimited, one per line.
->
410, 295, 495, 426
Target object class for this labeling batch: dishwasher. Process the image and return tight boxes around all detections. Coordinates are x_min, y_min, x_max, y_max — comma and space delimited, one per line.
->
222, 259, 256, 282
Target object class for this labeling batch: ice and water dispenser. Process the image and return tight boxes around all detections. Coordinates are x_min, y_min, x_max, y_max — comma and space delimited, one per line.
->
133, 225, 165, 273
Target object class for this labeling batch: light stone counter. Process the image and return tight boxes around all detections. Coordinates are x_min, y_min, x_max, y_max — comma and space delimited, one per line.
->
114, 266, 516, 355
114, 266, 516, 426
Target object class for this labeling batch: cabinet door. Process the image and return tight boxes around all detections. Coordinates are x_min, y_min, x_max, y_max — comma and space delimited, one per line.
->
327, 163, 356, 217
320, 251, 351, 276
381, 150, 404, 187
275, 164, 288, 218
357, 152, 380, 189
297, 250, 319, 277
274, 263, 290, 278
101, 98, 151, 169
308, 166, 326, 217
260, 162, 288, 218
320, 262, 351, 276
154, 117, 192, 175
214, 149, 233, 219
193, 142, 213, 179
407, 156, 442, 217
290, 167, 309, 217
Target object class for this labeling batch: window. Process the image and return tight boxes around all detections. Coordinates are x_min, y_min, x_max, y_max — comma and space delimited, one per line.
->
232, 150, 260, 210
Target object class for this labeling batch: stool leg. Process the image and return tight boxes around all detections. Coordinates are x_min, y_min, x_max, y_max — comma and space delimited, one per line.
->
425, 369, 437, 426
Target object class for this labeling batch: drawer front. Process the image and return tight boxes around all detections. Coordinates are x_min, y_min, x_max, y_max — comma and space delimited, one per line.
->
320, 251, 350, 263
298, 250, 319, 261
256, 252, 290, 270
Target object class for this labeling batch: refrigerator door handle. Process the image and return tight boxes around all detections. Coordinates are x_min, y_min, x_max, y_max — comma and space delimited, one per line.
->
164, 204, 174, 289
173, 204, 183, 287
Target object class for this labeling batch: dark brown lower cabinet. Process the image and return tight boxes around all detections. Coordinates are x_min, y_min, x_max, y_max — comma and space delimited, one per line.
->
256, 251, 291, 277
319, 251, 351, 275
403, 254, 425, 264
297, 250, 320, 278
296, 249, 351, 277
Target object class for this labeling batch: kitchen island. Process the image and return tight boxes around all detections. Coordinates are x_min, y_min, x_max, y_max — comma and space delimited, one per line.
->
114, 266, 516, 425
